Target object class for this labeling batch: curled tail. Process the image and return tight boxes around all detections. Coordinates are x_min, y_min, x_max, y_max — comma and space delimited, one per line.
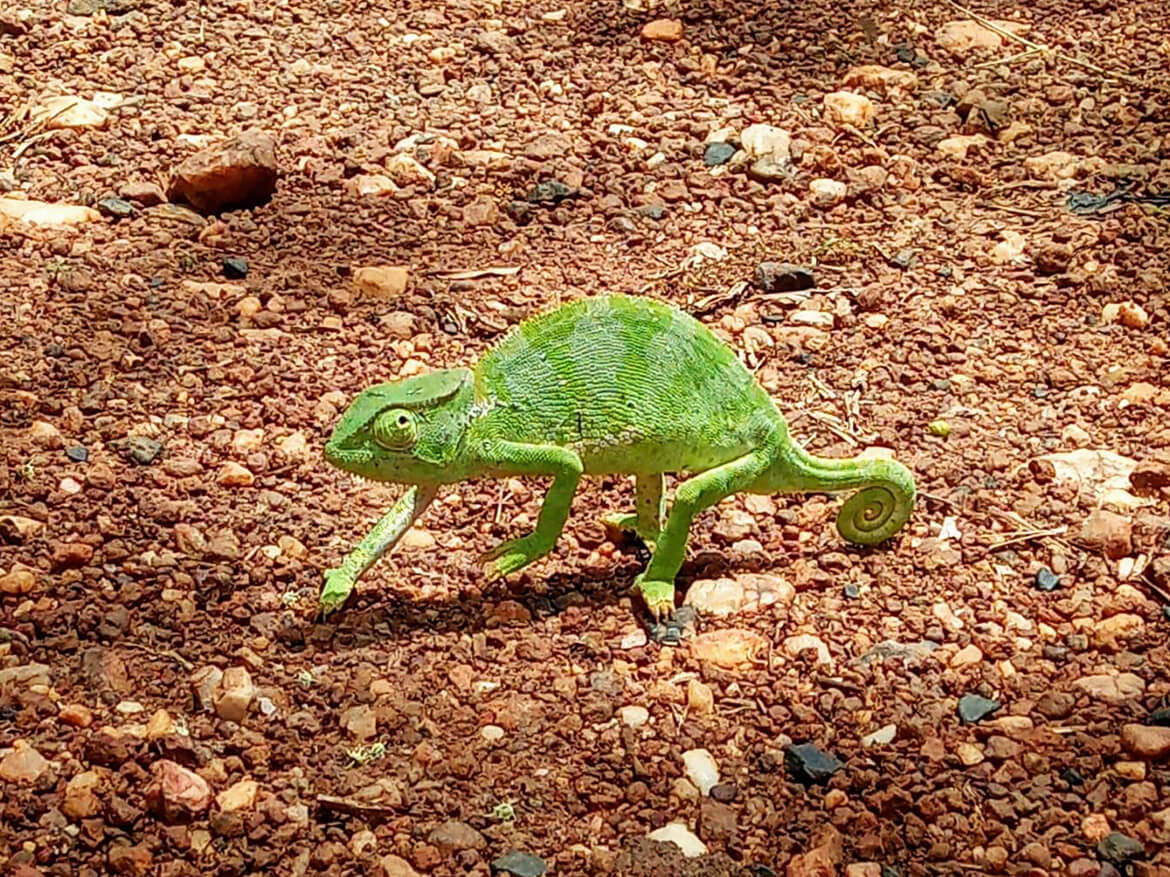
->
764, 442, 917, 546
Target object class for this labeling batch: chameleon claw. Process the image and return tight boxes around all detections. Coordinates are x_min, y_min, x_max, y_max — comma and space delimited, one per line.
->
319, 567, 355, 617
633, 575, 676, 622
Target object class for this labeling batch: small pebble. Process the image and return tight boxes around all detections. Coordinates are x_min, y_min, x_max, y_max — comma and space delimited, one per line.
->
65, 445, 88, 463
97, 197, 134, 218
958, 693, 1001, 723
682, 748, 720, 795
703, 142, 737, 167
1097, 832, 1145, 865
785, 742, 843, 784
127, 437, 163, 465
1034, 567, 1060, 591
491, 851, 548, 877
223, 257, 249, 279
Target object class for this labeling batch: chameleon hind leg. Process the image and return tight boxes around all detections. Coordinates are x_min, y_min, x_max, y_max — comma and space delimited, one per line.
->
633, 450, 774, 620
475, 439, 584, 581
602, 472, 665, 544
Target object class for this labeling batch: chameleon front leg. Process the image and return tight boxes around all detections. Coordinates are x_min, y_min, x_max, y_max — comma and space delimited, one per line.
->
476, 439, 584, 580
634, 449, 773, 620
320, 484, 438, 616
602, 472, 665, 544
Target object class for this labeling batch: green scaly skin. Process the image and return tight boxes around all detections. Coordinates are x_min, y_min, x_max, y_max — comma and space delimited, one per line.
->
320, 294, 916, 620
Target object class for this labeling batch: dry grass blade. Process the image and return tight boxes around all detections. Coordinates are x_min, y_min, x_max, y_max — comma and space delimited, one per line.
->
940, 0, 1157, 90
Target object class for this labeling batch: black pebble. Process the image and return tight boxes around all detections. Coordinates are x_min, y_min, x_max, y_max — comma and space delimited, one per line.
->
843, 583, 860, 599
223, 257, 249, 279
1148, 706, 1170, 726
1097, 832, 1145, 865
65, 446, 89, 463
784, 742, 843, 784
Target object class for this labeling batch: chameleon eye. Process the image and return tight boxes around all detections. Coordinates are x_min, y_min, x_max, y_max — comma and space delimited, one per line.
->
372, 409, 417, 451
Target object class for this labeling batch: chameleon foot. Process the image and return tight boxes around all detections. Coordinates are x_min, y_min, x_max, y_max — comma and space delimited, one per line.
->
633, 575, 676, 622
480, 535, 553, 582
601, 512, 659, 545
319, 567, 356, 618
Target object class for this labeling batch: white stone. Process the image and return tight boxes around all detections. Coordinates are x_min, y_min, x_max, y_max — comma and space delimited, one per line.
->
682, 748, 719, 795
619, 706, 650, 728
862, 724, 896, 747
647, 822, 708, 858
740, 124, 791, 161
809, 178, 847, 207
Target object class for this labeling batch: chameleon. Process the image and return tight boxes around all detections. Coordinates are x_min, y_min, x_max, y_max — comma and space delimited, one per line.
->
321, 294, 916, 619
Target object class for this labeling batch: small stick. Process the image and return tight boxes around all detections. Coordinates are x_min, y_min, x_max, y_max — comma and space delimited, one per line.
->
316, 795, 398, 821
977, 201, 1046, 218
940, 0, 1152, 88
972, 48, 1041, 69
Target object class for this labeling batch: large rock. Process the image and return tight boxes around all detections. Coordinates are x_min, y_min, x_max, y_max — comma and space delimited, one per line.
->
936, 19, 1029, 56
1121, 725, 1170, 760
1080, 509, 1132, 558
214, 667, 255, 722
168, 129, 278, 214
146, 760, 212, 820
0, 741, 50, 784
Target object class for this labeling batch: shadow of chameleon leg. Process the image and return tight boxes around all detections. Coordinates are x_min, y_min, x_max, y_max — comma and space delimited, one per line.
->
633, 450, 773, 619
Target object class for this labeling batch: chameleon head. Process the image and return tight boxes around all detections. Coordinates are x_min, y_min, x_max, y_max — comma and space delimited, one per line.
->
324, 368, 475, 484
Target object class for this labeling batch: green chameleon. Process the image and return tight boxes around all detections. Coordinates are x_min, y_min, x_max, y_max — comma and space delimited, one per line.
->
321, 294, 915, 619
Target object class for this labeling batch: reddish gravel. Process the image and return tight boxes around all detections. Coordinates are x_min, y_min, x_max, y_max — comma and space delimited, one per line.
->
1, 0, 1169, 875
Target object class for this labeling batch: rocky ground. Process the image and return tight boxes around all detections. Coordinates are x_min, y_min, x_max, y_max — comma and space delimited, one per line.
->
2, 0, 1170, 874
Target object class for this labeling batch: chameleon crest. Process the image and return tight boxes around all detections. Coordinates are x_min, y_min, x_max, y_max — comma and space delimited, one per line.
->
321, 294, 916, 620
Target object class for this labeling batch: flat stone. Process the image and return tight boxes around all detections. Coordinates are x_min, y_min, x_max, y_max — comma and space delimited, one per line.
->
755, 262, 814, 293
646, 822, 707, 857
785, 743, 844, 784
958, 693, 1001, 723
0, 742, 50, 784
167, 129, 279, 214
703, 142, 737, 166
1121, 724, 1170, 760
146, 760, 212, 820
1098, 832, 1145, 865
490, 851, 548, 877
428, 820, 485, 854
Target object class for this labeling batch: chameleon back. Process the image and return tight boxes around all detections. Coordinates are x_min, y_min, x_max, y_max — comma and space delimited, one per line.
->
471, 295, 783, 475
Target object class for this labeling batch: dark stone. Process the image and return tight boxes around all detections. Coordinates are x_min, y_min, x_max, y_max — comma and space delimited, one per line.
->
703, 142, 737, 167
1097, 832, 1145, 865
490, 852, 547, 877
755, 262, 815, 293
1061, 767, 1085, 785
505, 201, 533, 224
222, 257, 248, 279
843, 583, 860, 599
97, 197, 134, 218
709, 782, 737, 802
524, 180, 574, 204
1149, 707, 1170, 726
66, 446, 89, 463
958, 694, 1000, 723
126, 437, 163, 465
648, 606, 696, 645
784, 742, 843, 784
1034, 567, 1060, 591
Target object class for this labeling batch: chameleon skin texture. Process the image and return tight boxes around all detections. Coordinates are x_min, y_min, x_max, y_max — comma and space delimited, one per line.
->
322, 294, 916, 618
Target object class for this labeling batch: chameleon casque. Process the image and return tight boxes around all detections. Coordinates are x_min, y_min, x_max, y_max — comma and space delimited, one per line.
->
321, 294, 916, 619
